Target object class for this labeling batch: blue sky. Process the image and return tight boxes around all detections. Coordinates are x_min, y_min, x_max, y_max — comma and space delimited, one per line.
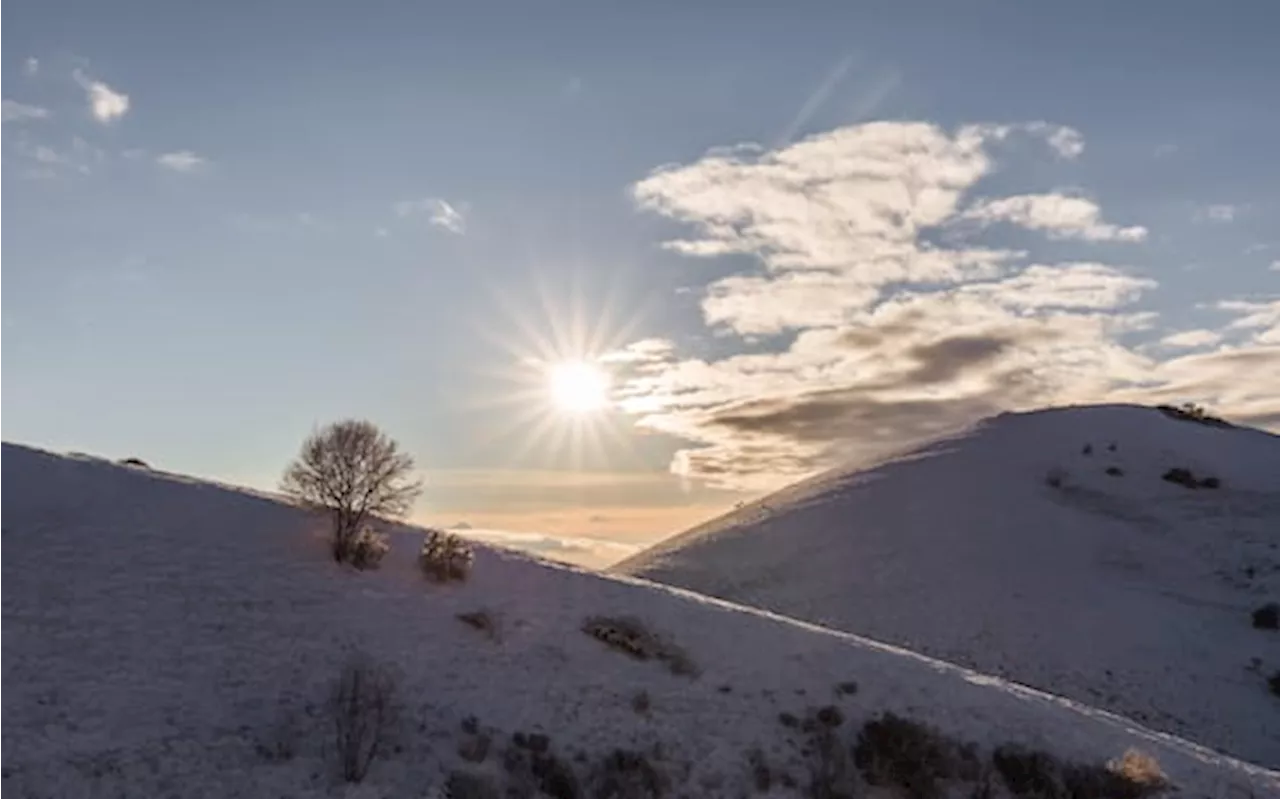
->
4, 2, 1278, 564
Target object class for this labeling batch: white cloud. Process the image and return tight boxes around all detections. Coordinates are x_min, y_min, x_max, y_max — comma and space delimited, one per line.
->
375, 227, 390, 238
1219, 299, 1280, 345
1271, 260, 1280, 272
961, 194, 1147, 242
394, 197, 466, 234
73, 69, 129, 124
2, 100, 50, 123
1159, 329, 1222, 349
1023, 122, 1085, 158
24, 57, 39, 76
1196, 204, 1240, 223
156, 151, 207, 172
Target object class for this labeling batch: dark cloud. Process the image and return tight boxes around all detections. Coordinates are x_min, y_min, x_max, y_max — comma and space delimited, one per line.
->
905, 334, 1014, 384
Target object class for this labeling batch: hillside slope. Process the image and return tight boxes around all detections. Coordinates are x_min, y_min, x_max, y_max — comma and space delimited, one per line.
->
2, 440, 1277, 797
616, 404, 1280, 767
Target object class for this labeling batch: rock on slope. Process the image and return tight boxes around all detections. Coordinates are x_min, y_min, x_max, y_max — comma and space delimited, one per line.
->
616, 404, 1280, 767
2, 440, 1276, 797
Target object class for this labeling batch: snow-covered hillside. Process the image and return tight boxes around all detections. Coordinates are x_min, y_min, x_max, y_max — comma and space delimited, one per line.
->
3, 440, 1277, 797
616, 404, 1280, 768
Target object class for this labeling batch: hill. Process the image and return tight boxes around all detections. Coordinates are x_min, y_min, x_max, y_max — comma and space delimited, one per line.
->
615, 404, 1280, 767
2, 439, 1277, 796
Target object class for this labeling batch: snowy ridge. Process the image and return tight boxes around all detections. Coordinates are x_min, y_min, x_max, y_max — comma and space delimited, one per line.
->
3, 439, 1278, 797
617, 404, 1280, 766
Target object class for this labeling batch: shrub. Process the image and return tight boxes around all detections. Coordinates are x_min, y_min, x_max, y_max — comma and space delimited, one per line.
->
419, 530, 474, 583
1161, 467, 1221, 490
1270, 671, 1280, 697
581, 616, 699, 677
1105, 466, 1124, 477
855, 713, 959, 799
1044, 467, 1067, 488
345, 528, 390, 570
446, 770, 501, 799
119, 457, 150, 468
1253, 603, 1280, 630
1107, 750, 1166, 792
993, 745, 1160, 799
631, 690, 652, 715
456, 609, 499, 639
1155, 403, 1230, 427
804, 706, 854, 799
328, 652, 397, 783
588, 749, 667, 798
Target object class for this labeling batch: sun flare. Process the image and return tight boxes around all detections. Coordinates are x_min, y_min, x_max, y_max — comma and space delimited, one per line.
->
548, 361, 611, 414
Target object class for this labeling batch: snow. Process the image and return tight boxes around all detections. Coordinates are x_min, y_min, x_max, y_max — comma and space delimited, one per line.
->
617, 404, 1280, 767
3, 435, 1278, 797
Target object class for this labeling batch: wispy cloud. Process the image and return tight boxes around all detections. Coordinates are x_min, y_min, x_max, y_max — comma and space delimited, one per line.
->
24, 57, 39, 77
1194, 203, 1241, 223
73, 69, 129, 124
155, 150, 207, 172
1159, 329, 1222, 349
2, 100, 50, 123
961, 194, 1148, 242
1271, 260, 1280, 272
393, 197, 467, 234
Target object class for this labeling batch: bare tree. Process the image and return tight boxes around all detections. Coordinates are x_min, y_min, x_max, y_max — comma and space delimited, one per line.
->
281, 420, 422, 562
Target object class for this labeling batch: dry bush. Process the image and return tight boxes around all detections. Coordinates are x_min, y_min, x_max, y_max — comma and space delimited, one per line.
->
328, 652, 397, 783
581, 616, 699, 677
804, 706, 854, 799
993, 745, 1161, 799
1253, 603, 1280, 630
456, 609, 499, 639
1156, 403, 1231, 428
588, 749, 667, 798
854, 713, 966, 799
419, 529, 474, 583
344, 527, 390, 570
1107, 750, 1166, 791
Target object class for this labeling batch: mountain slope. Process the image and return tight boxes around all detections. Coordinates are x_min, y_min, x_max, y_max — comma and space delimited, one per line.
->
616, 404, 1280, 767
2, 440, 1277, 797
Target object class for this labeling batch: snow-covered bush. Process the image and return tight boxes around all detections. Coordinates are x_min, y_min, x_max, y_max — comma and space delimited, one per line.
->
345, 528, 390, 570
419, 530, 474, 583
328, 652, 398, 783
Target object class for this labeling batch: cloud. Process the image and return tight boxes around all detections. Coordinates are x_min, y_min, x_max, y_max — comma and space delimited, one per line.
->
2, 100, 50, 123
155, 150, 207, 172
9, 136, 103, 176
394, 197, 467, 234
1159, 329, 1222, 349
1195, 204, 1240, 223
73, 69, 129, 123
1219, 299, 1280, 345
1271, 260, 1280, 272
1023, 122, 1085, 158
24, 57, 39, 76
961, 194, 1147, 242
456, 527, 640, 569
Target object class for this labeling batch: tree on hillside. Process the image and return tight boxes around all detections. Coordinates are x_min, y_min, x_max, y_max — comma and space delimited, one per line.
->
281, 420, 423, 563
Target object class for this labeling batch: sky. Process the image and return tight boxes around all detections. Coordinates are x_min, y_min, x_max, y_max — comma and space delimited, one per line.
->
3, 1, 1278, 567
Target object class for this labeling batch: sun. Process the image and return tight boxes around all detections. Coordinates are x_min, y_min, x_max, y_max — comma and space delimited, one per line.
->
548, 361, 611, 414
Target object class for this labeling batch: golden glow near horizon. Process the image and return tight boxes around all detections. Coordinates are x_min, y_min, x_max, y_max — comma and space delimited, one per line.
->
548, 361, 611, 414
